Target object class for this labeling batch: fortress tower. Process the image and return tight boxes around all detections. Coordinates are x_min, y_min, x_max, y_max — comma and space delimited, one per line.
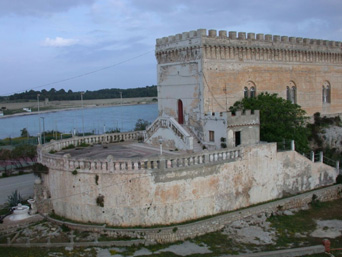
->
155, 29, 342, 148
34, 30, 339, 233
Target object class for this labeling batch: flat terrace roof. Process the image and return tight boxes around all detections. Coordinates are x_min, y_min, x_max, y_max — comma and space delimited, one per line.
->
54, 142, 184, 159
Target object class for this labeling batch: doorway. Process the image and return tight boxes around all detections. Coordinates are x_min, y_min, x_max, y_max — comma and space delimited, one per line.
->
178, 99, 184, 124
235, 131, 241, 147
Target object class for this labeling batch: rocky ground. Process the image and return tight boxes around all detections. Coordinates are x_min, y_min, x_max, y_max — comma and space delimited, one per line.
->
1, 198, 342, 256
320, 126, 342, 152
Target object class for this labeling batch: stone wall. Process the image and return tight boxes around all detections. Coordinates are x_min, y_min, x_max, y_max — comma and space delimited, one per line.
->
37, 137, 338, 227
47, 184, 342, 244
156, 28, 342, 118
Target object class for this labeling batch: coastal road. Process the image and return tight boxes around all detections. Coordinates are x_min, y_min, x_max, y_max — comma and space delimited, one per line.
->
0, 173, 35, 205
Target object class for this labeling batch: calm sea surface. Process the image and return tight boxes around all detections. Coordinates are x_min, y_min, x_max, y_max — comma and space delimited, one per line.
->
0, 104, 158, 139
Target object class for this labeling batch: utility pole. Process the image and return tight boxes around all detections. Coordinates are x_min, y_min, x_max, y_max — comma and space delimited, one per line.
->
81, 92, 85, 137
120, 92, 123, 130
40, 117, 45, 144
37, 94, 41, 144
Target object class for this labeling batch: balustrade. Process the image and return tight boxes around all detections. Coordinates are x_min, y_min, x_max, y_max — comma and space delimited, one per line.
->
40, 131, 241, 174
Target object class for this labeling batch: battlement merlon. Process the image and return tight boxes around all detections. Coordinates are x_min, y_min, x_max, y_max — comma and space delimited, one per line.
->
156, 28, 342, 53
227, 110, 260, 128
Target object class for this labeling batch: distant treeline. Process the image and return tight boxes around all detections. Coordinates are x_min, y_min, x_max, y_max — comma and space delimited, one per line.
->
3, 86, 157, 101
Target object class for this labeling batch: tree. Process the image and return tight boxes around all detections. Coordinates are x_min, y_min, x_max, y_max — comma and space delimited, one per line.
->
229, 92, 309, 152
11, 144, 37, 169
0, 149, 13, 176
20, 128, 29, 137
134, 119, 151, 131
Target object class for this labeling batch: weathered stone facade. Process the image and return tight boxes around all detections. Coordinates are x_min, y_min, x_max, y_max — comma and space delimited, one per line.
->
37, 135, 338, 227
35, 29, 341, 232
45, 184, 342, 244
156, 29, 342, 145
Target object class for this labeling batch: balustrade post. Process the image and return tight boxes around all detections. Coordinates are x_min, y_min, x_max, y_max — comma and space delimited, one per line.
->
311, 151, 315, 162
291, 140, 295, 151
101, 162, 106, 170
203, 153, 209, 163
159, 158, 165, 171
63, 154, 70, 170
336, 161, 340, 173
319, 151, 323, 163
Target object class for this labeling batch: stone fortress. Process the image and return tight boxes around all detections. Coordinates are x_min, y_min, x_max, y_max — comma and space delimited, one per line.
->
35, 29, 340, 230
156, 28, 342, 149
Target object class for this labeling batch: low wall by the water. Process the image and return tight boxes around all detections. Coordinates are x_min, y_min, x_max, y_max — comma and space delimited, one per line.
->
36, 135, 339, 227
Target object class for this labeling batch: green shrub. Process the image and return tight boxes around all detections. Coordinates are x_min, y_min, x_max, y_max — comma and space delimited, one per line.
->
78, 142, 90, 147
7, 190, 23, 207
134, 119, 151, 131
62, 144, 75, 150
32, 163, 49, 178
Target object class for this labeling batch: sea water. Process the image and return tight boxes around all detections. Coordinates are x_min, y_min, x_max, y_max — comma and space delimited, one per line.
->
0, 104, 158, 139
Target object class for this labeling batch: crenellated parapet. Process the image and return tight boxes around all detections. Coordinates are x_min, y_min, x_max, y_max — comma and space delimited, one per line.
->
156, 28, 342, 64
227, 110, 260, 128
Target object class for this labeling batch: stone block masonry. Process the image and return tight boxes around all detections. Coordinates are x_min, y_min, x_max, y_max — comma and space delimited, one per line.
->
45, 184, 342, 244
156, 28, 342, 121
37, 135, 338, 227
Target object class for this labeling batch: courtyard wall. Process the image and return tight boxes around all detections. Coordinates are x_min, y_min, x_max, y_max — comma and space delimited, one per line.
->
37, 135, 338, 227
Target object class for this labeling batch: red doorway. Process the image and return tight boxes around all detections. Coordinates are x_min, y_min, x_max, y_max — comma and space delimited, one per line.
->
178, 99, 184, 124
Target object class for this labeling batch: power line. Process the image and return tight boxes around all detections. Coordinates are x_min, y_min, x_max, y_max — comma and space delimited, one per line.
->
3, 49, 154, 96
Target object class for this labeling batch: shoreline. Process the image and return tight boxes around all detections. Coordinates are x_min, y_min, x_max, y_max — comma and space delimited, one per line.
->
0, 98, 157, 119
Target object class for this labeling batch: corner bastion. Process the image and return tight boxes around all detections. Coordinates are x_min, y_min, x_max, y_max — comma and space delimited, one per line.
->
36, 131, 338, 227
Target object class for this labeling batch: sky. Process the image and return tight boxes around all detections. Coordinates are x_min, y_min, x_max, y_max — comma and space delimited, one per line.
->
0, 0, 342, 96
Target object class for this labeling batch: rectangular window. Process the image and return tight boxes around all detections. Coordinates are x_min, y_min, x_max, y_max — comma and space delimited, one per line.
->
209, 130, 215, 142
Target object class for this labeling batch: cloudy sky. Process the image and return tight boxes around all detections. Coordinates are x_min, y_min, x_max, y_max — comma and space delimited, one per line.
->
0, 0, 341, 96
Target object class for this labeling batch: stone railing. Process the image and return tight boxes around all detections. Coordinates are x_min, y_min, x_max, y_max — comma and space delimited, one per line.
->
39, 135, 241, 174
41, 131, 143, 152
38, 131, 143, 163
145, 116, 193, 150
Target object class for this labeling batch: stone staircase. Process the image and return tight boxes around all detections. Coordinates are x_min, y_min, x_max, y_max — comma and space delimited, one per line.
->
182, 125, 203, 153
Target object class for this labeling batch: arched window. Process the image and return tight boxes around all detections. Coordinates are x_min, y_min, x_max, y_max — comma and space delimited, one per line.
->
287, 81, 297, 104
322, 86, 326, 103
322, 81, 331, 104
286, 86, 291, 101
326, 85, 331, 103
244, 87, 249, 98
250, 87, 256, 98
244, 81, 256, 99
291, 86, 296, 104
